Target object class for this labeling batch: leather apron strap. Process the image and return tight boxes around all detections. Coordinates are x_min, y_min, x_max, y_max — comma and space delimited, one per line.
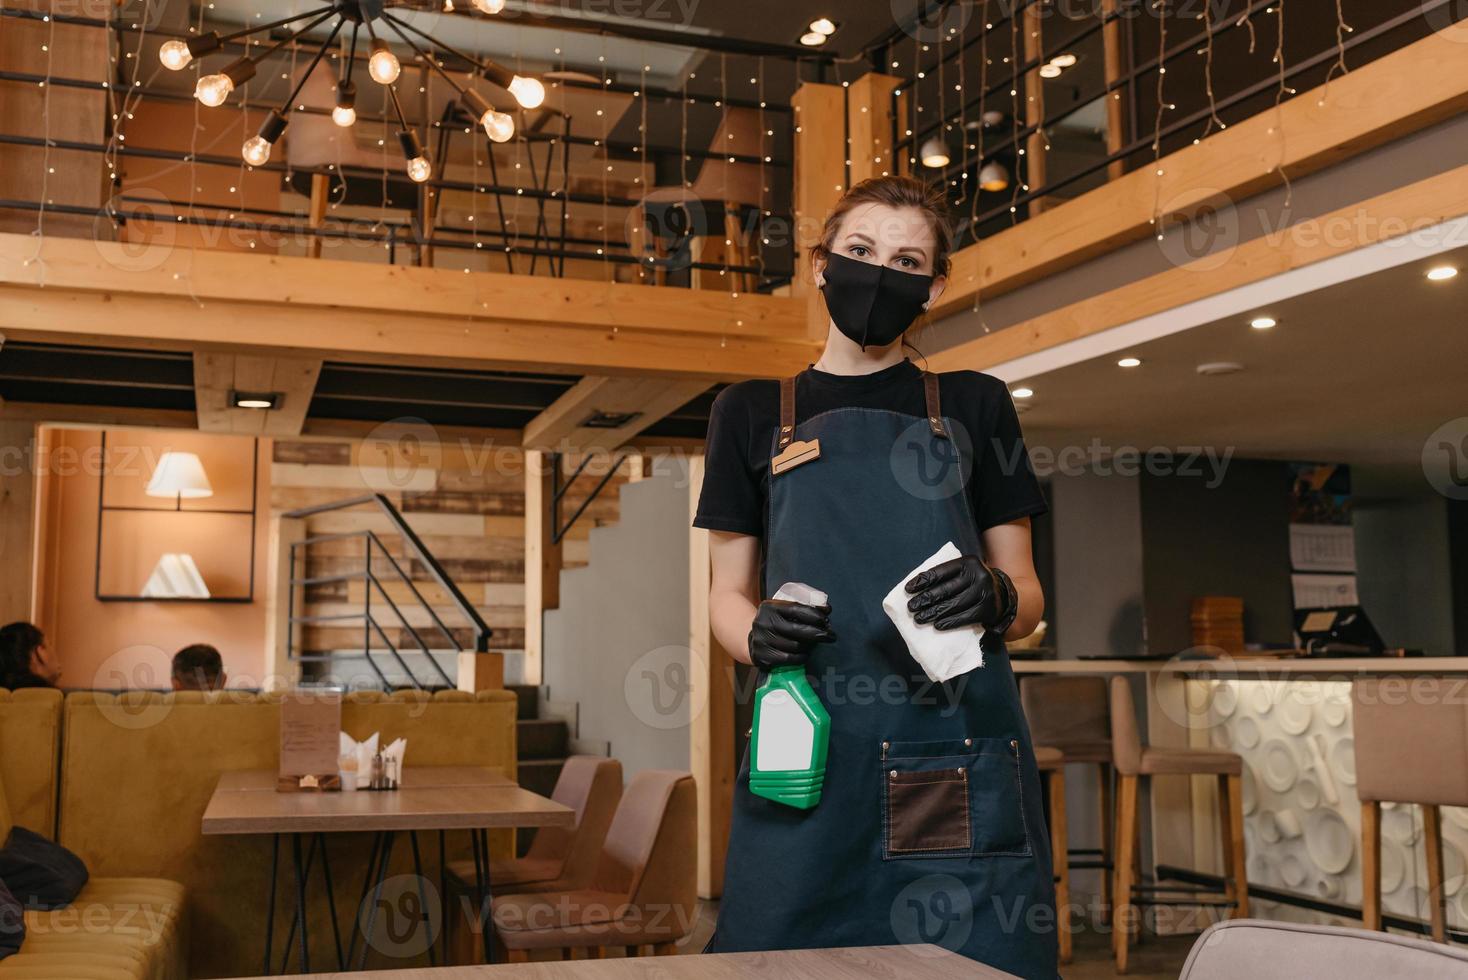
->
923, 371, 948, 439
777, 375, 796, 450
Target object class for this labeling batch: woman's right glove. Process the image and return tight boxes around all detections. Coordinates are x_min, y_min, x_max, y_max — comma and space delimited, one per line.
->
747, 599, 836, 670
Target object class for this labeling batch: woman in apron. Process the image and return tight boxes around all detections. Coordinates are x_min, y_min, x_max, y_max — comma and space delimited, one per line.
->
693, 175, 1057, 978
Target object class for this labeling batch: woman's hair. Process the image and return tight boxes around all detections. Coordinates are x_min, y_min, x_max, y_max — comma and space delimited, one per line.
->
810, 174, 954, 277
0, 621, 44, 685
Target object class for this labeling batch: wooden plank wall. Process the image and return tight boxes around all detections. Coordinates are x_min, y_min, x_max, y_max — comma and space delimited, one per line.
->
269, 437, 631, 667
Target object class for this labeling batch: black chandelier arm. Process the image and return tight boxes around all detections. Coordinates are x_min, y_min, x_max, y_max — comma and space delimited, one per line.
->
385, 82, 413, 132
217, 5, 337, 44
380, 12, 514, 86
247, 9, 342, 70
278, 16, 346, 116
382, 17, 470, 98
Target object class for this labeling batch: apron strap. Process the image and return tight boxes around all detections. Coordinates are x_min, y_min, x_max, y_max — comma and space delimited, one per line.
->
923, 371, 948, 439
778, 375, 796, 450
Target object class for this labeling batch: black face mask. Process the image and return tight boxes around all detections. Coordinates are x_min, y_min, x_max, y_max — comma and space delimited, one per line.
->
820, 252, 934, 350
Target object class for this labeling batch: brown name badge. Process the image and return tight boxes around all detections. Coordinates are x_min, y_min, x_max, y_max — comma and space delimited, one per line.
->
771, 438, 821, 476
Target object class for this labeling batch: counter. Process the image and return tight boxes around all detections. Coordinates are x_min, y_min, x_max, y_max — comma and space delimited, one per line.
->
1013, 657, 1468, 937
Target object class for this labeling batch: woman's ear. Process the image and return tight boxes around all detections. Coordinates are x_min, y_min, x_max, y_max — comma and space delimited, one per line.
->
924, 274, 947, 312
811, 251, 827, 289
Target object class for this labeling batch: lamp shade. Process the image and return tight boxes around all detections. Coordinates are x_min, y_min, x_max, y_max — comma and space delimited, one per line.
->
145, 451, 214, 499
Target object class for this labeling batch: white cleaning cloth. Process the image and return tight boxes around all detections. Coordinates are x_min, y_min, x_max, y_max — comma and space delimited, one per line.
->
882, 541, 985, 683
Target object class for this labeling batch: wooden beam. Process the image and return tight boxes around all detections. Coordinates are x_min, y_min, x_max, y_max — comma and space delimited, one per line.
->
791, 82, 847, 340
0, 417, 37, 623
0, 234, 818, 381
522, 376, 709, 453
1101, 0, 1128, 182
687, 454, 734, 899
522, 449, 561, 687
1021, 4, 1049, 215
306, 173, 330, 261
847, 73, 904, 185
194, 353, 322, 436
930, 162, 1468, 372
931, 26, 1468, 322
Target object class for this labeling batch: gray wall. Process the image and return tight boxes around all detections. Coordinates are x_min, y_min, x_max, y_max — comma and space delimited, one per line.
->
1047, 469, 1146, 659
1353, 464, 1458, 656
542, 457, 694, 776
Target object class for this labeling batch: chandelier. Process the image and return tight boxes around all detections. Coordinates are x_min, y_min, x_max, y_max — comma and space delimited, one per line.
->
158, 0, 546, 182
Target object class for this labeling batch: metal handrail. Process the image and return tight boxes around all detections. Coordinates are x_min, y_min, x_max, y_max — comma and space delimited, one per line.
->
285, 493, 491, 653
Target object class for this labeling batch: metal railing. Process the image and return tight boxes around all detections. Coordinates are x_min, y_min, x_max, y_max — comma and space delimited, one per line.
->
283, 493, 491, 689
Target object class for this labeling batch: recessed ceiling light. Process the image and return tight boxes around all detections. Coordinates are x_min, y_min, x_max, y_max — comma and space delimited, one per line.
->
799, 30, 827, 46
1249, 316, 1277, 330
231, 390, 281, 410
809, 17, 837, 35
1039, 63, 1062, 78
1012, 386, 1034, 399
1049, 52, 1078, 68
1117, 356, 1142, 368
1426, 265, 1459, 281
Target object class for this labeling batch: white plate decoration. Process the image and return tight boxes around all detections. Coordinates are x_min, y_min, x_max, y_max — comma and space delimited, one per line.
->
1261, 739, 1299, 793
1305, 810, 1355, 875
1278, 693, 1313, 735
1330, 736, 1356, 786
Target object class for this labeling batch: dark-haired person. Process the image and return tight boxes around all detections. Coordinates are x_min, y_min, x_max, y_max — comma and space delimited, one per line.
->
0, 621, 60, 689
695, 176, 1055, 976
171, 643, 227, 692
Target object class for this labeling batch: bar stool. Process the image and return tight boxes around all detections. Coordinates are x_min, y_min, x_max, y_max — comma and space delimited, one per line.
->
1352, 677, 1468, 943
1109, 675, 1248, 974
1033, 745, 1071, 963
1020, 675, 1116, 928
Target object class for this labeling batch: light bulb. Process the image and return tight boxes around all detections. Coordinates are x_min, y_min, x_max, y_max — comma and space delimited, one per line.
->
369, 46, 400, 85
809, 17, 837, 35
482, 109, 514, 143
471, 0, 506, 12
332, 104, 356, 127
195, 73, 233, 107
406, 156, 432, 183
242, 135, 272, 166
508, 75, 545, 109
159, 39, 192, 71
799, 31, 827, 46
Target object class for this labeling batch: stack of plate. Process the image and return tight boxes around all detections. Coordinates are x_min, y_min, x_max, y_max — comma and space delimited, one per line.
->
1192, 596, 1245, 653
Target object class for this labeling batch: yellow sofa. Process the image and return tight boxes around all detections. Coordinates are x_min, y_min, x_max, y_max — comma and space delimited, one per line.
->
56, 688, 517, 978
0, 689, 187, 980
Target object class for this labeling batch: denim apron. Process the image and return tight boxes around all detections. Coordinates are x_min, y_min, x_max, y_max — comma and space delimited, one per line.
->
707, 371, 1057, 979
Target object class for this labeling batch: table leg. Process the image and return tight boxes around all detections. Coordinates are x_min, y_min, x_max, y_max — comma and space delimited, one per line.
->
408, 831, 437, 967
438, 830, 448, 962
263, 834, 280, 977
358, 830, 397, 971
473, 828, 495, 965
292, 833, 311, 974
317, 833, 345, 970
346, 831, 384, 967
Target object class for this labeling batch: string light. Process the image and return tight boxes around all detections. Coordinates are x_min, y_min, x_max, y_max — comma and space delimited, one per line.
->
1150, 0, 1170, 241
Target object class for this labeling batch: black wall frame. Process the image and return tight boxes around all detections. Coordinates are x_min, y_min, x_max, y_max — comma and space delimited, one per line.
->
93, 432, 260, 603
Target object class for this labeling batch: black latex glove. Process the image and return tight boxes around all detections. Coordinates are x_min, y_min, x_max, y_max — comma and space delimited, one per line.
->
904, 555, 1010, 631
747, 599, 836, 670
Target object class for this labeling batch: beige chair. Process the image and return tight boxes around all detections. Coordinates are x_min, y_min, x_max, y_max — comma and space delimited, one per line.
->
450, 755, 623, 895
1179, 918, 1468, 979
490, 770, 697, 961
1021, 675, 1115, 933
1352, 677, 1468, 942
1033, 745, 1071, 963
1109, 675, 1247, 973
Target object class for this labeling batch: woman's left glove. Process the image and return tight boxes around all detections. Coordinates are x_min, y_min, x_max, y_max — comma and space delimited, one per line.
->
904, 555, 1017, 633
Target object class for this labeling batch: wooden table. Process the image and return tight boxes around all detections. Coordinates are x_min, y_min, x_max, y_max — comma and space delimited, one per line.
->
203, 767, 572, 975
225, 944, 1020, 979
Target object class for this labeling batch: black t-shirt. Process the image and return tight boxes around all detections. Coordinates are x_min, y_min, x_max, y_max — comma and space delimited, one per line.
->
693, 359, 1048, 539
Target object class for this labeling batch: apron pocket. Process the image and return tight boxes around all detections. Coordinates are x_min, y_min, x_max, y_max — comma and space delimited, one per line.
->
882, 737, 1031, 860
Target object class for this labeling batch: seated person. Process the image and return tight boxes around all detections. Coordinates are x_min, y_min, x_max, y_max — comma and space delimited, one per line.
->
0, 621, 61, 689
171, 643, 227, 692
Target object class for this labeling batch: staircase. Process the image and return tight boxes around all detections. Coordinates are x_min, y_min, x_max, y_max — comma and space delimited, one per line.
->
283, 493, 491, 690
